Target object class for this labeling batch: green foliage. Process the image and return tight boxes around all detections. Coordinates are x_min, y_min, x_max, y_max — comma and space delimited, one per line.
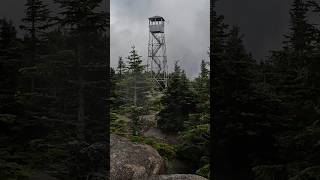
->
0, 160, 32, 180
45, 148, 67, 163
181, 124, 209, 140
196, 164, 210, 179
253, 165, 287, 180
113, 47, 152, 108
0, 18, 17, 50
54, 0, 107, 32
157, 62, 195, 132
152, 142, 177, 161
110, 112, 128, 136
129, 136, 177, 161
0, 1, 108, 179
126, 46, 145, 74
178, 124, 209, 168
290, 166, 320, 180
129, 106, 144, 136
117, 56, 126, 76
0, 114, 16, 124
20, 0, 51, 37
211, 4, 283, 179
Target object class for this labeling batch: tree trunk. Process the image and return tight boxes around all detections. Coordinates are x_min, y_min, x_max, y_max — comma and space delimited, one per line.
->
134, 73, 137, 106
77, 40, 85, 140
78, 82, 85, 140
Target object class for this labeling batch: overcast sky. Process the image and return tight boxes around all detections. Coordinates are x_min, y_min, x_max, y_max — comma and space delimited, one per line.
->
216, 0, 292, 61
1, 0, 319, 77
110, 0, 210, 78
216, 0, 320, 61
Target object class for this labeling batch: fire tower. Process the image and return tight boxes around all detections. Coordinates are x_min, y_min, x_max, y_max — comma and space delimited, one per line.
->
147, 16, 168, 91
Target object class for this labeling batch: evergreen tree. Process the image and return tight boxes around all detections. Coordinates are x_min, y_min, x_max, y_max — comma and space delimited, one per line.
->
54, 0, 107, 141
285, 0, 315, 54
157, 62, 193, 132
0, 1, 108, 179
193, 59, 210, 115
130, 106, 143, 136
263, 1, 320, 178
127, 46, 143, 107
270, 0, 319, 126
0, 19, 18, 50
127, 46, 144, 74
0, 18, 22, 120
118, 46, 150, 107
110, 67, 119, 109
212, 19, 277, 180
210, 3, 250, 179
20, 0, 51, 64
117, 56, 126, 77
19, 0, 51, 93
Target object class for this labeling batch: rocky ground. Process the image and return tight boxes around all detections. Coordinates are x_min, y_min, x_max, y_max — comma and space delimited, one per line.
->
110, 134, 208, 180
110, 112, 208, 180
110, 134, 164, 179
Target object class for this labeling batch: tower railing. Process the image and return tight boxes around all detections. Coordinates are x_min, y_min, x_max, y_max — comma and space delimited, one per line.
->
147, 16, 168, 91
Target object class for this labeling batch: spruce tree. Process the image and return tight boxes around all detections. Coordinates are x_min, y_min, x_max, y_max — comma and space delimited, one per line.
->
210, 4, 251, 179
270, 0, 319, 126
20, 0, 51, 93
130, 106, 143, 136
20, 0, 51, 64
127, 46, 144, 74
0, 19, 22, 117
117, 56, 126, 77
285, 0, 315, 54
125, 46, 149, 107
54, 0, 107, 141
265, 2, 320, 177
157, 62, 193, 132
194, 60, 209, 108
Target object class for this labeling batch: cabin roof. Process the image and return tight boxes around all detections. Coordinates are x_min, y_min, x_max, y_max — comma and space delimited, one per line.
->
149, 16, 165, 21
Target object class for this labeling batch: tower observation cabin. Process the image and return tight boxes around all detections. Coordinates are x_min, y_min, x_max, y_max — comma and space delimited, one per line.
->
147, 16, 168, 91
149, 16, 165, 33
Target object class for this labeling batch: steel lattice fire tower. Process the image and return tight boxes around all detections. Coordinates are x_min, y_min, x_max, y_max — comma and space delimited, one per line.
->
148, 16, 168, 91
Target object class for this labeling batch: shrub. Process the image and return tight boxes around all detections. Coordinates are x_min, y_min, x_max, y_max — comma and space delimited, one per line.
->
129, 136, 177, 160
196, 164, 210, 179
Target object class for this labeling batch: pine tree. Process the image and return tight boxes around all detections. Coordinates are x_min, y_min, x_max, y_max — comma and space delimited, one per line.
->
110, 67, 119, 109
130, 106, 143, 136
19, 0, 52, 93
20, 0, 51, 64
193, 59, 210, 114
285, 0, 315, 54
270, 0, 320, 127
117, 56, 126, 77
0, 19, 17, 50
305, 0, 320, 104
124, 46, 150, 107
127, 46, 144, 74
265, 2, 320, 177
54, 0, 107, 141
157, 62, 193, 132
0, 19, 22, 117
212, 18, 268, 180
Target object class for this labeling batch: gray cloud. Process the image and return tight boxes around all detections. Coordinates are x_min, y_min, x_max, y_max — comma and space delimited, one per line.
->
4, 0, 318, 75
111, 0, 210, 78
0, 0, 25, 31
216, 0, 320, 61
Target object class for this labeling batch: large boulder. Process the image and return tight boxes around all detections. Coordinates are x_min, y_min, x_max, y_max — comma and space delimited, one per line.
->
148, 174, 208, 180
110, 134, 164, 180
